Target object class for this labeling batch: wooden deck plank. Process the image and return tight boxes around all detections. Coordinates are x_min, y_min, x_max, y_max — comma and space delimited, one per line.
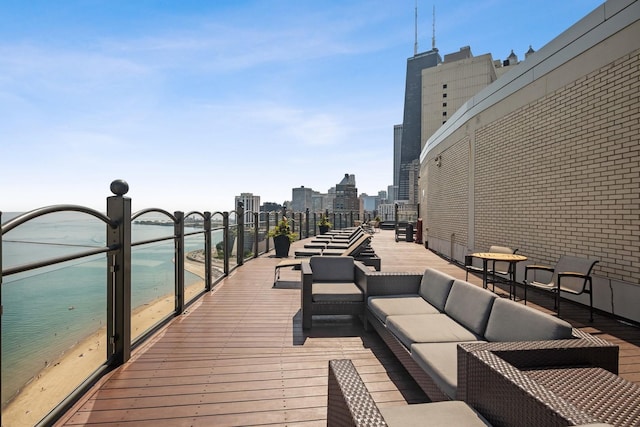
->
56, 229, 640, 426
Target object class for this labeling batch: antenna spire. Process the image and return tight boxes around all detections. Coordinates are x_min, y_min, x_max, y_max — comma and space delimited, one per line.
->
414, 0, 418, 55
432, 5, 436, 50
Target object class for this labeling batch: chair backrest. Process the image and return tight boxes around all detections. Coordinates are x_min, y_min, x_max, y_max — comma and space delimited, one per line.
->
344, 235, 372, 257
488, 245, 517, 273
310, 256, 355, 282
551, 255, 598, 294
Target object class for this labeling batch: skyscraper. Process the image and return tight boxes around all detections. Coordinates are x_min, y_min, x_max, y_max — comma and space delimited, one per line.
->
397, 49, 441, 201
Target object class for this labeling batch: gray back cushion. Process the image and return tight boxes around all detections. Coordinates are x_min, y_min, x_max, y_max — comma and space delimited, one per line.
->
484, 298, 574, 341
444, 280, 497, 337
310, 256, 354, 282
418, 268, 455, 311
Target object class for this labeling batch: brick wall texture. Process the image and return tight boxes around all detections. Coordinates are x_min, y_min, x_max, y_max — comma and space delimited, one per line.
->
429, 49, 640, 284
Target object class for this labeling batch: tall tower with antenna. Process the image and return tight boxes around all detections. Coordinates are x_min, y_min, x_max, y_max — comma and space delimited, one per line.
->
414, 0, 418, 55
432, 5, 436, 50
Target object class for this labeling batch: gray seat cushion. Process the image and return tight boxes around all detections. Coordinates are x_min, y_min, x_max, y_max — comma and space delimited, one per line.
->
484, 298, 574, 341
380, 400, 492, 427
411, 341, 487, 400
386, 314, 481, 348
312, 282, 363, 302
368, 295, 440, 323
310, 256, 354, 281
418, 268, 455, 311
444, 280, 497, 337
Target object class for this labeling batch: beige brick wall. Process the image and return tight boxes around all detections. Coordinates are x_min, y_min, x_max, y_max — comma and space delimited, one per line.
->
474, 50, 640, 284
424, 136, 469, 245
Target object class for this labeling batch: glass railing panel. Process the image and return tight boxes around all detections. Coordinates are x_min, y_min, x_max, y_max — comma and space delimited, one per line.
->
184, 233, 205, 305
130, 239, 176, 341
2, 212, 108, 426
211, 226, 225, 282
228, 225, 238, 270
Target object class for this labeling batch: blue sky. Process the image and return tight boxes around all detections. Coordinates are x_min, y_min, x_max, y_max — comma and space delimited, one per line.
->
0, 0, 603, 213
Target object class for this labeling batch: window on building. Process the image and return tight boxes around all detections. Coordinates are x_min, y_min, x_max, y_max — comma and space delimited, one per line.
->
443, 84, 448, 89
442, 93, 447, 98
443, 102, 447, 107
442, 111, 447, 116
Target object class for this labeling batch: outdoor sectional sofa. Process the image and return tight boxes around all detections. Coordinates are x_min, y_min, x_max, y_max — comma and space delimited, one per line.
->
365, 268, 619, 403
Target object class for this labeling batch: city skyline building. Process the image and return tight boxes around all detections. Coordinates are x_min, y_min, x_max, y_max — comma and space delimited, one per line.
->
234, 192, 260, 225
333, 173, 358, 212
291, 186, 313, 213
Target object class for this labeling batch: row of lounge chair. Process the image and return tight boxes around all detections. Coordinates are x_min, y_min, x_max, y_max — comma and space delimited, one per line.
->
273, 226, 380, 286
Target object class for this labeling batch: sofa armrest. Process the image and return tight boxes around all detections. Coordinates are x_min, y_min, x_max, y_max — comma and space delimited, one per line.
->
456, 329, 619, 402
365, 272, 423, 296
462, 350, 601, 427
301, 261, 313, 328
458, 329, 618, 374
327, 359, 387, 426
354, 261, 369, 294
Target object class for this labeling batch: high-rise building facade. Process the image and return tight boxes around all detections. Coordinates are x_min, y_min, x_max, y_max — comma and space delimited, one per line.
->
397, 50, 441, 201
333, 174, 358, 212
291, 186, 313, 212
421, 47, 497, 143
234, 193, 260, 225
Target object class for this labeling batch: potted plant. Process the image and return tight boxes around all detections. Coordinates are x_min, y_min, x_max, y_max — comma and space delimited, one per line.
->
373, 216, 381, 229
268, 217, 297, 257
318, 214, 332, 235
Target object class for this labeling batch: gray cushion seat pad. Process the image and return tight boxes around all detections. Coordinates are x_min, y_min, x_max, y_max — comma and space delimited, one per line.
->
386, 314, 481, 348
411, 341, 486, 399
368, 295, 440, 323
380, 400, 491, 427
312, 282, 363, 302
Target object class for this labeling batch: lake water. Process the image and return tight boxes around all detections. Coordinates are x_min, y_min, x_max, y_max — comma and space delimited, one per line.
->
1, 211, 220, 408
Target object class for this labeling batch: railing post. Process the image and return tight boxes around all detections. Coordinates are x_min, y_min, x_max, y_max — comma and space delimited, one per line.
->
223, 211, 230, 275
312, 212, 317, 236
266, 212, 271, 253
106, 179, 132, 365
305, 208, 310, 239
253, 211, 259, 258
237, 202, 244, 266
394, 203, 399, 237
174, 211, 184, 314
204, 211, 212, 291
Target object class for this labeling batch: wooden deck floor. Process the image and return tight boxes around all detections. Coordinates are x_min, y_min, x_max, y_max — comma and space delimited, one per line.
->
56, 229, 640, 426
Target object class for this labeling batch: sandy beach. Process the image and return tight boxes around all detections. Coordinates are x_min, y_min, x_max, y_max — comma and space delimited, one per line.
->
1, 256, 216, 427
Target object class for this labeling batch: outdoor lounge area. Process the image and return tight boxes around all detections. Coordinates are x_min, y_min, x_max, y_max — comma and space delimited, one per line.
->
52, 229, 640, 426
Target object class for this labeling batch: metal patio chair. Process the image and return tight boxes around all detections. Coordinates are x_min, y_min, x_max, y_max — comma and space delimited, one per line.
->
524, 255, 598, 322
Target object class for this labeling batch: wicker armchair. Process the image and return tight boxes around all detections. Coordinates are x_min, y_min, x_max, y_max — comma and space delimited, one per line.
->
301, 256, 368, 329
327, 359, 491, 427
460, 349, 639, 426
328, 356, 633, 426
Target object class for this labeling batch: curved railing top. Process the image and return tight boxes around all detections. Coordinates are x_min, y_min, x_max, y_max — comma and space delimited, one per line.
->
1, 205, 118, 235
132, 207, 177, 222
184, 210, 207, 219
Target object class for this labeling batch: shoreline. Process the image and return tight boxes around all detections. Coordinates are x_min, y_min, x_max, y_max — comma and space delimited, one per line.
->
1, 256, 215, 427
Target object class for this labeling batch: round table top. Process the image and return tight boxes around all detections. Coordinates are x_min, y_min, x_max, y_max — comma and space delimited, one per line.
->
470, 252, 528, 262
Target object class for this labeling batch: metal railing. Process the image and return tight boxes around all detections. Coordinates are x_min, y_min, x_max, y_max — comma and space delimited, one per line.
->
0, 180, 365, 426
